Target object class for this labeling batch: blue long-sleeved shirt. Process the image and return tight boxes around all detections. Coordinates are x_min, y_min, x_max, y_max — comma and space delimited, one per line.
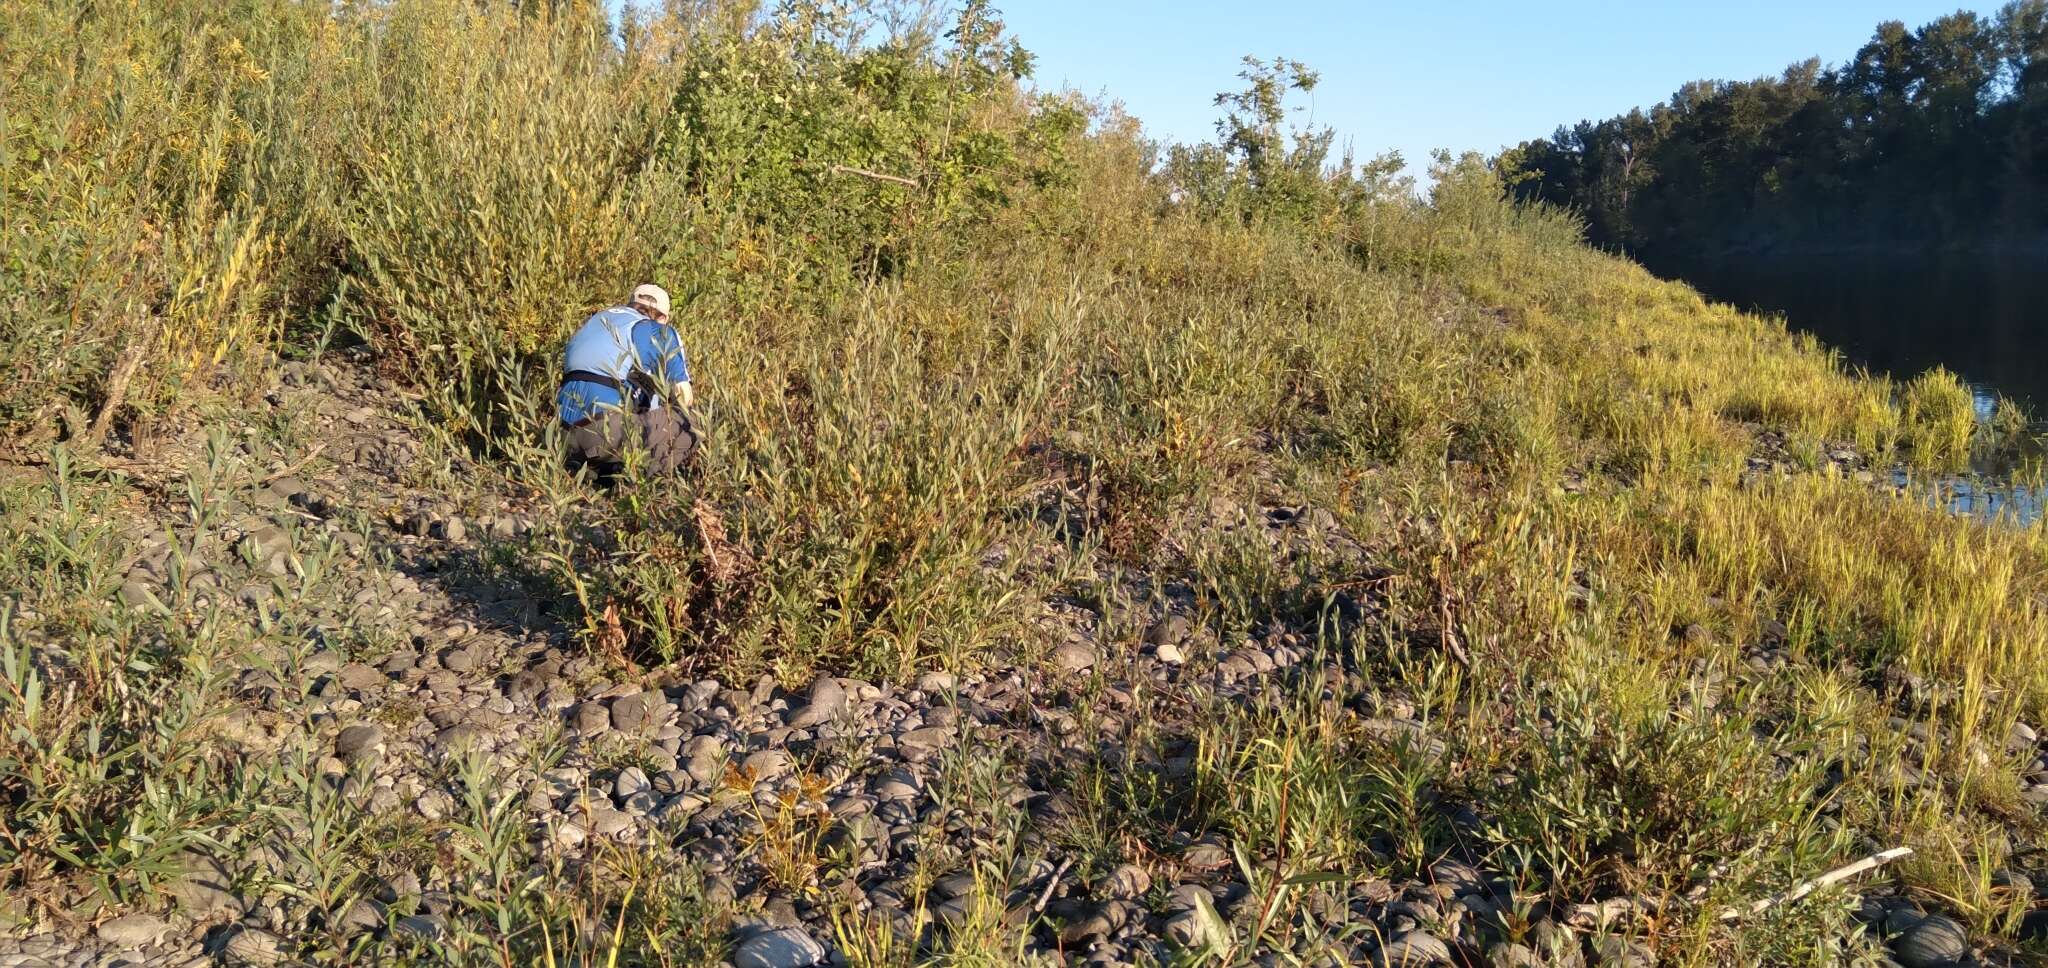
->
558, 306, 690, 425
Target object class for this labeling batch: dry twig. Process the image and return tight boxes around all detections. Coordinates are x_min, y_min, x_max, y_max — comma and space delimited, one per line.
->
1033, 856, 1074, 914
1719, 846, 1913, 921
85, 338, 149, 447
827, 163, 919, 187
259, 441, 329, 486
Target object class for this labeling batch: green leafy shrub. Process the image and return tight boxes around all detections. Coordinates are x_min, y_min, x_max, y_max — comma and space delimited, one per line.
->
1, 0, 288, 437
0, 446, 242, 905
1163, 56, 1408, 231
330, 0, 683, 439
661, 1, 1078, 282
1484, 655, 1840, 904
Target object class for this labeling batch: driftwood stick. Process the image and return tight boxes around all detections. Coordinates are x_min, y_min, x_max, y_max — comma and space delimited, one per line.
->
259, 441, 329, 486
828, 163, 919, 188
1033, 856, 1074, 914
1720, 846, 1913, 922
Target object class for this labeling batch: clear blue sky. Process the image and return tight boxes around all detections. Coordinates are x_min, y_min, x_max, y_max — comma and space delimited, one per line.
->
997, 1, 1994, 179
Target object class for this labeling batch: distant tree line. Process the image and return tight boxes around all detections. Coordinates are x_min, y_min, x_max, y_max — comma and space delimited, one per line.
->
1500, 3, 2048, 254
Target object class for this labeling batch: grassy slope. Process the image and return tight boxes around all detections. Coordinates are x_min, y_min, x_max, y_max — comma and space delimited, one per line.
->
5, 0, 2048, 964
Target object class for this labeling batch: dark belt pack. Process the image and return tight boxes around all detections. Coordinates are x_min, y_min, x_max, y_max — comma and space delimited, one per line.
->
561, 369, 655, 428
562, 369, 629, 394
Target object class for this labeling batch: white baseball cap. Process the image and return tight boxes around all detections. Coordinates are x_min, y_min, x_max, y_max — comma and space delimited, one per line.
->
630, 283, 671, 318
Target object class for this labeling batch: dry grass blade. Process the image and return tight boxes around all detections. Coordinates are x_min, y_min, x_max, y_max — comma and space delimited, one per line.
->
595, 602, 633, 671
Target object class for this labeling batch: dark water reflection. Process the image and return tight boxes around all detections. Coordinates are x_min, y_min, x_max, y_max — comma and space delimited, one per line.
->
1641, 249, 2048, 524
1640, 250, 2048, 411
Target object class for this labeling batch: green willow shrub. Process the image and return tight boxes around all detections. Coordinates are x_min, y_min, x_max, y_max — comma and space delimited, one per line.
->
324, 0, 1085, 438
1, 0, 289, 436
3, 0, 1086, 444
0, 444, 253, 899
660, 0, 1084, 286
1484, 657, 1841, 902
330, 0, 686, 439
1163, 56, 1408, 231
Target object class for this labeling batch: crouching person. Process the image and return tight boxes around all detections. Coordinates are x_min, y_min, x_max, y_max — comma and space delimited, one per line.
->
558, 284, 698, 479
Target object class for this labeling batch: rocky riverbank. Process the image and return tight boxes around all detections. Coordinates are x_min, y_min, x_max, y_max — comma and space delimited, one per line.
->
5, 353, 2045, 967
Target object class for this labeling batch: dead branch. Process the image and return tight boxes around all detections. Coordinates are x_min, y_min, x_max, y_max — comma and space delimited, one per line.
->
259, 441, 329, 486
1033, 856, 1074, 914
1720, 846, 1913, 922
85, 339, 149, 448
827, 164, 919, 188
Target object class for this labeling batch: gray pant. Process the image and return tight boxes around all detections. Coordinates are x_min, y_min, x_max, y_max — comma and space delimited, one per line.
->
565, 407, 696, 476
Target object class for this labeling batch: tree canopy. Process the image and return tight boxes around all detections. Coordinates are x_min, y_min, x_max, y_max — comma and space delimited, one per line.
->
1501, 2, 2048, 254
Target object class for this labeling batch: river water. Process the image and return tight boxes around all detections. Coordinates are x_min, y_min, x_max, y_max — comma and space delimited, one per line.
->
1640, 250, 2048, 523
